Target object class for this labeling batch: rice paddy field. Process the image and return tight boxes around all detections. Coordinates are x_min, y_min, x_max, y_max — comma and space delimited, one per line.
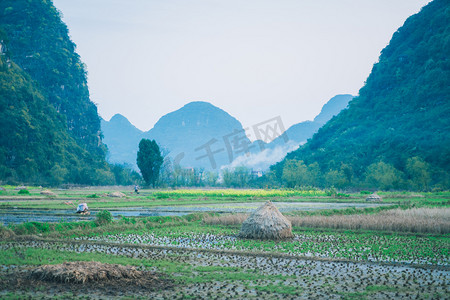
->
0, 186, 449, 299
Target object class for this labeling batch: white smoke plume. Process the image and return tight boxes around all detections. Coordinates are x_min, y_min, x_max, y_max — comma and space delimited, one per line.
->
222, 140, 302, 171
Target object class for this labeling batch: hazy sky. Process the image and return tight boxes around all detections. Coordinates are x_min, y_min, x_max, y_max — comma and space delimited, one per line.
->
53, 0, 431, 134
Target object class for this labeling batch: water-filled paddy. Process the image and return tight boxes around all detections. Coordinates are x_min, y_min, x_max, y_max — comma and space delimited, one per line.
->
0, 208, 188, 225
0, 201, 386, 225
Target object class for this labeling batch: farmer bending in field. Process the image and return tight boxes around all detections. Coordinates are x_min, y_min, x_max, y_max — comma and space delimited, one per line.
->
64, 201, 89, 214
76, 203, 89, 214
134, 185, 140, 194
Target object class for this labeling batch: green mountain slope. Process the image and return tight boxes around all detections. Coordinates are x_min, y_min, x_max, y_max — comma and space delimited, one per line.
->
0, 0, 105, 157
0, 1, 116, 185
0, 50, 106, 185
272, 0, 450, 190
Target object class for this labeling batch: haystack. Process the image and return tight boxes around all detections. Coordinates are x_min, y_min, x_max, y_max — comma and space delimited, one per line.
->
40, 189, 57, 196
366, 193, 382, 202
108, 191, 126, 198
239, 201, 293, 239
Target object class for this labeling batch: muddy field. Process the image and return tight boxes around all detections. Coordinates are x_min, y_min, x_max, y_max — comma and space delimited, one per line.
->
1, 261, 174, 298
0, 201, 387, 225
1, 238, 448, 299
0, 208, 188, 225
1, 189, 448, 298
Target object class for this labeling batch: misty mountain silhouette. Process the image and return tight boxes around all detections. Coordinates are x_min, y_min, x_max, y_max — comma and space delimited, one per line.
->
102, 102, 249, 170
101, 96, 352, 170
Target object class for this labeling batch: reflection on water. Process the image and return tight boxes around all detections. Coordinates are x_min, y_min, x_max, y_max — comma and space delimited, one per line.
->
0, 209, 188, 225
0, 202, 386, 225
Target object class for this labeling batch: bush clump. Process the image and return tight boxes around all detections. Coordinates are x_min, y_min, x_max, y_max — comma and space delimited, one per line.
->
86, 193, 100, 198
18, 189, 30, 195
95, 210, 113, 225
0, 224, 15, 239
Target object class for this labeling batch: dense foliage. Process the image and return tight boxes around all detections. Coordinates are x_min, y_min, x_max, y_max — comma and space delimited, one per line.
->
0, 1, 140, 185
269, 0, 450, 191
0, 49, 95, 185
137, 139, 163, 187
0, 0, 105, 157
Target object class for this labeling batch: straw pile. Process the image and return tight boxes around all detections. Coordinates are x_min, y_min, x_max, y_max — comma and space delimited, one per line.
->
239, 201, 293, 239
40, 190, 57, 196
366, 193, 382, 202
108, 191, 127, 198
30, 261, 146, 284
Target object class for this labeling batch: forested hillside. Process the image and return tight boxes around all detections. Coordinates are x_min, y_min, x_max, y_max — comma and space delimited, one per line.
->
0, 1, 136, 185
270, 0, 450, 190
0, 0, 104, 157
0, 42, 101, 184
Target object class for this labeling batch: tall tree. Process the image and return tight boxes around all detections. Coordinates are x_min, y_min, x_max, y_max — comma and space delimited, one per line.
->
137, 139, 163, 187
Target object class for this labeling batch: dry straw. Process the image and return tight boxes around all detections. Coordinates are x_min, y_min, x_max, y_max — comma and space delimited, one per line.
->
289, 208, 450, 234
206, 208, 450, 234
238, 201, 293, 239
31, 261, 144, 284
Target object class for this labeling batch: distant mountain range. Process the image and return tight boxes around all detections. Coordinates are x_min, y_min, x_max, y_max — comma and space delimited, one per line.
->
102, 101, 250, 170
101, 95, 352, 171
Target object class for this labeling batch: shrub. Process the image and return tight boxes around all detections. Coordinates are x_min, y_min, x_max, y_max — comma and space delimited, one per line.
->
95, 210, 113, 225
325, 188, 337, 196
336, 193, 350, 198
18, 189, 30, 195
120, 216, 136, 224
86, 194, 99, 198
0, 224, 15, 239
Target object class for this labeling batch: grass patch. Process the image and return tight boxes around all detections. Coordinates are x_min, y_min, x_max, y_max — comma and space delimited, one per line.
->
5, 211, 449, 265
0, 246, 292, 287
86, 193, 100, 198
255, 283, 301, 295
152, 189, 328, 199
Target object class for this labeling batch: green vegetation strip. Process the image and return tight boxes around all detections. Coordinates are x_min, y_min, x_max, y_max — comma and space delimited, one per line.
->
3, 211, 448, 266
2, 190, 448, 211
2, 236, 449, 271
86, 224, 448, 265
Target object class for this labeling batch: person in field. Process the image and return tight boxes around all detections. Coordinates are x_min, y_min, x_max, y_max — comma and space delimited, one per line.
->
76, 203, 89, 214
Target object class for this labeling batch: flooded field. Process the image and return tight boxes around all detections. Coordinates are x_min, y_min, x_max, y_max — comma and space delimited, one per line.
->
0, 201, 387, 225
0, 208, 188, 225
1, 239, 448, 299
1, 189, 448, 299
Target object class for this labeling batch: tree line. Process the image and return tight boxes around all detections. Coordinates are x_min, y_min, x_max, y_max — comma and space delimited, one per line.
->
136, 138, 442, 191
